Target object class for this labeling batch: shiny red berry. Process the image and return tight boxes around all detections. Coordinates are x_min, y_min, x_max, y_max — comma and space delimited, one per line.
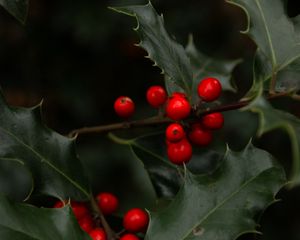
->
167, 138, 192, 164
202, 112, 224, 130
114, 96, 135, 118
78, 214, 94, 233
123, 208, 149, 233
89, 228, 107, 240
96, 192, 119, 215
146, 85, 167, 108
166, 95, 191, 120
197, 77, 222, 102
171, 92, 187, 98
120, 233, 140, 240
53, 201, 88, 220
165, 123, 185, 142
188, 123, 213, 146
70, 201, 89, 219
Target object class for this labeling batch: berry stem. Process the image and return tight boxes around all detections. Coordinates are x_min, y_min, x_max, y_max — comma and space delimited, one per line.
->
68, 92, 290, 137
90, 197, 118, 240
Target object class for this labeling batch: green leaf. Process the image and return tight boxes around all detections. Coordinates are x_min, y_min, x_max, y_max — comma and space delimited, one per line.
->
0, 195, 90, 240
145, 143, 286, 240
109, 133, 224, 199
227, 0, 300, 93
110, 2, 193, 97
246, 92, 300, 184
0, 91, 90, 201
109, 133, 182, 198
0, 0, 29, 24
186, 35, 241, 101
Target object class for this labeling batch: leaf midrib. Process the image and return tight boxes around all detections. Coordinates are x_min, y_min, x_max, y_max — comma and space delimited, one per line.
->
0, 126, 90, 198
255, 0, 277, 67
181, 167, 274, 239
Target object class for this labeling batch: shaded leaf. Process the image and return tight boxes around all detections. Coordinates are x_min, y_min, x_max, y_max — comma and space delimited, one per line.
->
0, 195, 90, 240
227, 0, 300, 93
109, 133, 224, 199
0, 0, 29, 24
145, 143, 286, 240
246, 91, 300, 184
0, 91, 90, 201
186, 35, 241, 102
110, 2, 193, 97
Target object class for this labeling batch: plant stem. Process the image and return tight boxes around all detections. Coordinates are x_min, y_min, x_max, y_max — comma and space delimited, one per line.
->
269, 72, 277, 94
90, 197, 118, 240
68, 92, 290, 137
69, 116, 172, 137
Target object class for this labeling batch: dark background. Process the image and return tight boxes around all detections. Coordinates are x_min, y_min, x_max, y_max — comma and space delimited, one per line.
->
0, 0, 300, 239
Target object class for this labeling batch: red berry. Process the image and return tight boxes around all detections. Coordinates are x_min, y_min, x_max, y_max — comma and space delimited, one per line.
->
171, 92, 187, 98
53, 200, 65, 208
202, 112, 224, 130
89, 228, 107, 240
114, 96, 135, 118
167, 138, 192, 164
78, 214, 94, 233
166, 95, 191, 120
197, 77, 222, 102
146, 85, 167, 108
96, 192, 119, 215
165, 123, 185, 142
70, 201, 89, 219
123, 208, 149, 233
188, 123, 213, 146
53, 201, 88, 220
120, 233, 140, 240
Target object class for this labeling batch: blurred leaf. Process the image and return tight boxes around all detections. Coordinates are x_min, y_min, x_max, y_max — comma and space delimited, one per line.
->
227, 0, 300, 94
246, 90, 300, 184
145, 143, 286, 240
110, 2, 193, 97
0, 195, 90, 239
0, 0, 28, 24
0, 91, 90, 201
185, 35, 241, 102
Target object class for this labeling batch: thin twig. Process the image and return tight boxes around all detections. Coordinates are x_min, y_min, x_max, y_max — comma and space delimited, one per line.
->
90, 197, 118, 240
68, 92, 290, 138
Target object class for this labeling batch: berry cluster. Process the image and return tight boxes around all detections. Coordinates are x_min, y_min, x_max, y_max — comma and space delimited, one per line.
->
114, 77, 224, 165
53, 192, 149, 240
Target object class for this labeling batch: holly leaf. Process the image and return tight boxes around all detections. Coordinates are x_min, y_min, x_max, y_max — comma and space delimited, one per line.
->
109, 133, 182, 198
0, 0, 29, 24
227, 0, 300, 93
0, 91, 90, 201
109, 133, 224, 199
0, 195, 90, 240
110, 2, 193, 97
145, 143, 286, 240
186, 35, 241, 102
246, 92, 300, 184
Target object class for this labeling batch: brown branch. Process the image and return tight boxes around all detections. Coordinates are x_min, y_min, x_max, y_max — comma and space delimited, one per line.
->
90, 197, 118, 240
68, 92, 290, 137
68, 116, 172, 137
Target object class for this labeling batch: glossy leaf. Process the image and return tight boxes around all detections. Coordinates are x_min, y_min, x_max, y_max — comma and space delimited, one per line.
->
110, 2, 193, 97
145, 143, 286, 240
246, 92, 300, 184
186, 35, 241, 102
109, 133, 223, 199
0, 91, 90, 201
227, 0, 300, 93
109, 133, 182, 198
0, 195, 90, 240
0, 0, 28, 24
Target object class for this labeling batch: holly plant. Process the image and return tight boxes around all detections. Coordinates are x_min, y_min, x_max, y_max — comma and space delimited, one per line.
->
0, 0, 299, 239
